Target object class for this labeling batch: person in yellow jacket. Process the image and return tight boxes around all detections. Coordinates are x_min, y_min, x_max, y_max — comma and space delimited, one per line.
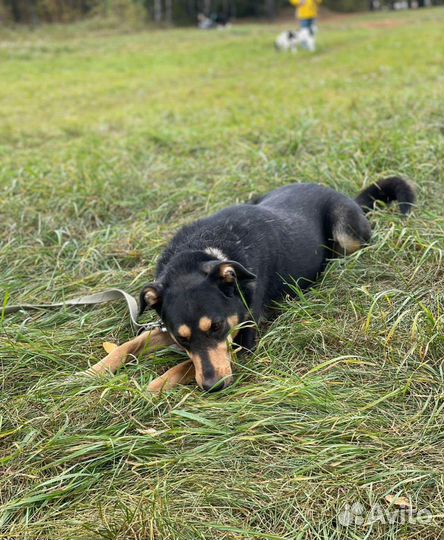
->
290, 0, 321, 35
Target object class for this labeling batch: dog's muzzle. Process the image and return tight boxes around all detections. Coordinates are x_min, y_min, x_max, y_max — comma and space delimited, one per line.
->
189, 341, 233, 392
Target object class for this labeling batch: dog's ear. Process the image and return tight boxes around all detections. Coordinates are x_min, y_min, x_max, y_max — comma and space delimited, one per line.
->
138, 283, 163, 316
202, 260, 256, 285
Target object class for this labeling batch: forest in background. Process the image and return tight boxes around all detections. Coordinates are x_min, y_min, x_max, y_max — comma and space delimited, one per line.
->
1, 0, 443, 25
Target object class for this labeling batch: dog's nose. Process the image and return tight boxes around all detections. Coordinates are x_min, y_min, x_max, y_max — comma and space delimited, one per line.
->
201, 377, 232, 393
202, 380, 225, 393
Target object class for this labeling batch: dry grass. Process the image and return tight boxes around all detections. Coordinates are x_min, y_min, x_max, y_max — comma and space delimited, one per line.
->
0, 8, 443, 539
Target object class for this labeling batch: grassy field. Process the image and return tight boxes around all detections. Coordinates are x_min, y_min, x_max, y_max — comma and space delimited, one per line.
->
1, 8, 443, 540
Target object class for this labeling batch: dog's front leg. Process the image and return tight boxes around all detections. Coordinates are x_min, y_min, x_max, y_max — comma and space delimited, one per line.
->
147, 359, 195, 393
84, 328, 174, 376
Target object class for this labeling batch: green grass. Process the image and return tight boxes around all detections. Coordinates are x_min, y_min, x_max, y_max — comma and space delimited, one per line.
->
1, 8, 443, 539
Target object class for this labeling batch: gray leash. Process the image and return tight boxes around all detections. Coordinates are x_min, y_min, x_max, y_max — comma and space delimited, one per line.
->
2, 288, 165, 334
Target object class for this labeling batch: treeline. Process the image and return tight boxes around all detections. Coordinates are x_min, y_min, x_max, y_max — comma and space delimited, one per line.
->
1, 0, 259, 24
0, 0, 442, 25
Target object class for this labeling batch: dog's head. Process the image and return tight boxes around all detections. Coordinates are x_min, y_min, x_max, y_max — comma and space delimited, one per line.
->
139, 253, 256, 392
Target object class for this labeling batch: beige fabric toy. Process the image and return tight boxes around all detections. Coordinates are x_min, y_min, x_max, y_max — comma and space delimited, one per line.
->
83, 328, 196, 393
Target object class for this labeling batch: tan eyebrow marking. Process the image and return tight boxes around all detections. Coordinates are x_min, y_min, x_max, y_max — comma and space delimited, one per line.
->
177, 324, 191, 339
227, 314, 239, 328
199, 316, 212, 332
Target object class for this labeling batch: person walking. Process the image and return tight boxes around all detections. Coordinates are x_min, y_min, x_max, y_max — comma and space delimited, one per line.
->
290, 0, 321, 36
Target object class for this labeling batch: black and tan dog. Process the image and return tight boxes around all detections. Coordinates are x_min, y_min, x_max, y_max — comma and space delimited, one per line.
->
119, 177, 413, 393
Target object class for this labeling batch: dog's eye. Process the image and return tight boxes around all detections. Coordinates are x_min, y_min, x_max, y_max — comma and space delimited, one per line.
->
210, 321, 224, 334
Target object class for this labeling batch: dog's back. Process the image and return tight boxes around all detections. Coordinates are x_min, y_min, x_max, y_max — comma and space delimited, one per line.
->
156, 185, 343, 308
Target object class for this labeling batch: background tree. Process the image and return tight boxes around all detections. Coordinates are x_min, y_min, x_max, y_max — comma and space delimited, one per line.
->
153, 0, 162, 22
265, 0, 277, 19
165, 0, 172, 22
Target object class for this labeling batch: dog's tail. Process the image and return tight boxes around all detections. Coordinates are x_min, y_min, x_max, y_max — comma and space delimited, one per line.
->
355, 176, 416, 215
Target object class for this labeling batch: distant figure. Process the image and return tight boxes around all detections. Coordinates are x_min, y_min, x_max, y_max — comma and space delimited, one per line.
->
197, 12, 231, 30
290, 0, 321, 50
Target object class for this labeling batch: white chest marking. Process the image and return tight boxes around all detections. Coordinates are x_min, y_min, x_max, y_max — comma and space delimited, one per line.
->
204, 247, 227, 261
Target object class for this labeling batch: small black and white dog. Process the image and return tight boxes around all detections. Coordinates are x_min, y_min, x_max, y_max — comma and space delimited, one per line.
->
139, 178, 415, 392
275, 28, 316, 53
275, 30, 299, 52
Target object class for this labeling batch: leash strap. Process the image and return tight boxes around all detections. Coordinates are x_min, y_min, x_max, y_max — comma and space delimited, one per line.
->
2, 288, 163, 333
